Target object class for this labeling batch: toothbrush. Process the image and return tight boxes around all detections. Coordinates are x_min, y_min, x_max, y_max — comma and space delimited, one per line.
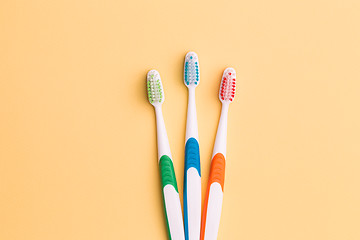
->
183, 52, 201, 240
200, 68, 236, 240
147, 70, 185, 240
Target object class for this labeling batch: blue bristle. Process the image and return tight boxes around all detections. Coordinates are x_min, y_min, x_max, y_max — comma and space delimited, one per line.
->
184, 54, 200, 85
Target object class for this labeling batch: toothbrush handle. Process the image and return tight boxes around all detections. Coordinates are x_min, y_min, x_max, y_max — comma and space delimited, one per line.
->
159, 155, 185, 240
200, 153, 226, 240
184, 138, 201, 240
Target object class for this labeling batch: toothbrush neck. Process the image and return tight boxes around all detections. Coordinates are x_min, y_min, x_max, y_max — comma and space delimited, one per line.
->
188, 86, 195, 96
155, 105, 172, 160
185, 87, 198, 141
212, 102, 229, 159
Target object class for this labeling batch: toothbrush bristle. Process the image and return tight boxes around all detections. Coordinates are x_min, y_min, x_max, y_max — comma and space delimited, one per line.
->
147, 70, 164, 104
184, 52, 200, 86
220, 68, 236, 102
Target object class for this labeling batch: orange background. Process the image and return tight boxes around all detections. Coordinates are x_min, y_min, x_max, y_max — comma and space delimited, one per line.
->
1, 0, 360, 239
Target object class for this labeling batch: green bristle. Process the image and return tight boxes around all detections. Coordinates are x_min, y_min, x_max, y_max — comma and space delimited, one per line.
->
147, 70, 164, 104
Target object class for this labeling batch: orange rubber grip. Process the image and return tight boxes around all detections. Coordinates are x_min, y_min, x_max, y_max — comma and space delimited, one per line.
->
200, 153, 226, 240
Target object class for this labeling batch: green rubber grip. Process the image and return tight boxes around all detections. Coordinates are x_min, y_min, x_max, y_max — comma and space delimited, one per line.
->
159, 155, 178, 192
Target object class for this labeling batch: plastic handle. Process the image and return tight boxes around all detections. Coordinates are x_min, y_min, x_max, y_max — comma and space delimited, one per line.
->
184, 138, 201, 240
200, 153, 226, 240
159, 155, 185, 240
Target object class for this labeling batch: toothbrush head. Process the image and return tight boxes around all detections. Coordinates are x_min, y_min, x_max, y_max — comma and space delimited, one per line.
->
147, 70, 164, 105
219, 68, 236, 103
184, 51, 200, 87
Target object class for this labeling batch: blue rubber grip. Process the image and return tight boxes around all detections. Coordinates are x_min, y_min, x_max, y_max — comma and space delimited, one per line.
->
183, 137, 201, 240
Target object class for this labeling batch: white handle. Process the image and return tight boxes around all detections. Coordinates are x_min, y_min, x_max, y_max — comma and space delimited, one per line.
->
203, 183, 224, 240
164, 185, 186, 240
184, 168, 201, 239
184, 86, 201, 239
